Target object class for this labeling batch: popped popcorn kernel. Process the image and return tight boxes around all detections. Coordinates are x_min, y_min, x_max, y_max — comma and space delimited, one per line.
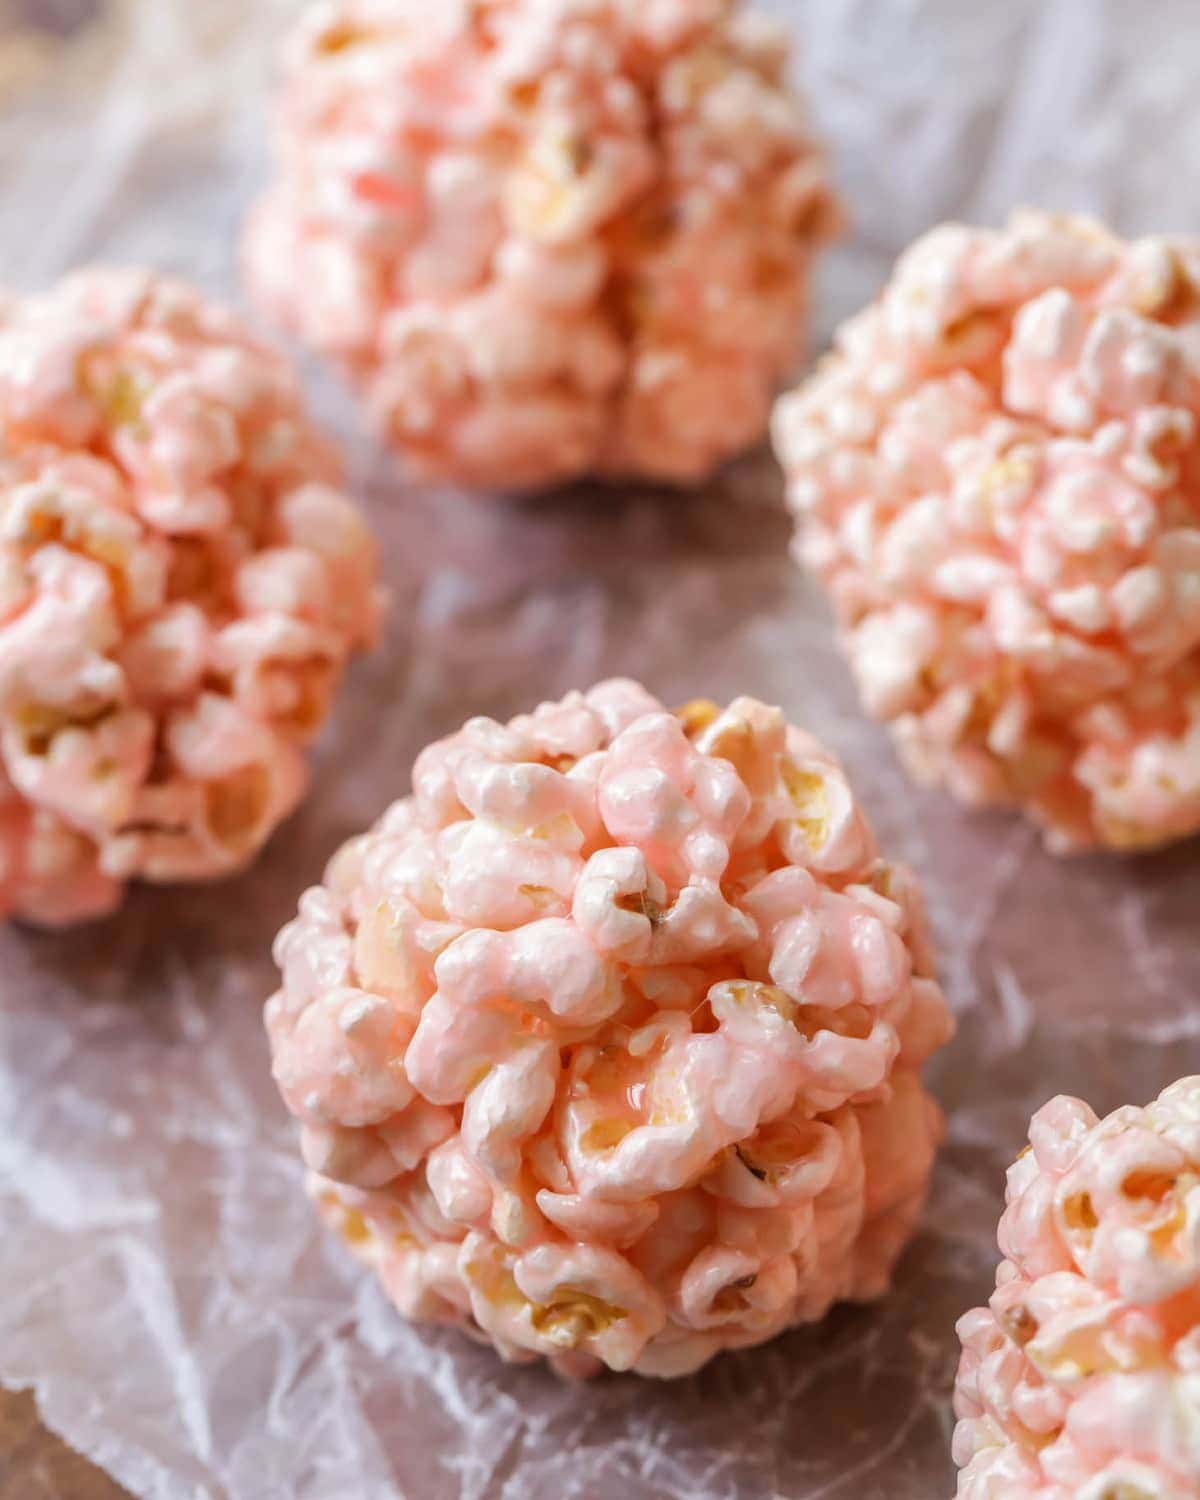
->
951, 1077, 1200, 1499
773, 210, 1200, 852
0, 268, 382, 926
267, 680, 952, 1377
245, 0, 840, 492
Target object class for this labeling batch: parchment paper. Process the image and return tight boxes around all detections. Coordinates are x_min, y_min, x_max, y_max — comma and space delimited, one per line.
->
2, 3, 1200, 1497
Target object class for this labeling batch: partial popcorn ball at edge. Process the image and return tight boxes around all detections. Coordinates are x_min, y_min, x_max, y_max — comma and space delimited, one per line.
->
952, 1077, 1200, 1499
773, 209, 1200, 852
267, 681, 953, 1378
0, 268, 382, 926
245, 0, 840, 492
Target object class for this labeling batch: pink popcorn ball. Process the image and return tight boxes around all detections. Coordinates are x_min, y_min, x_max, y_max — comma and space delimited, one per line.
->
952, 1078, 1200, 1499
0, 268, 382, 927
244, 0, 840, 492
773, 209, 1200, 852
266, 681, 953, 1377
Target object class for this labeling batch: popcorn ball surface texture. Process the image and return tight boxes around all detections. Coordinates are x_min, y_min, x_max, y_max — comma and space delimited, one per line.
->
268, 681, 952, 1377
774, 211, 1200, 852
246, 0, 839, 491
0, 269, 380, 926
953, 1078, 1200, 1499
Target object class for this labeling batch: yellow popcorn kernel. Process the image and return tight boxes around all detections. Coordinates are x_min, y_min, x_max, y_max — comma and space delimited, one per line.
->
614, 888, 664, 923
316, 24, 380, 56
1028, 1316, 1155, 1383
530, 1286, 626, 1349
529, 811, 579, 842
79, 355, 150, 430
733, 1143, 775, 1185
507, 78, 541, 111
998, 1301, 1039, 1348
781, 761, 829, 850
794, 1001, 874, 1041
340, 1207, 373, 1246
100, 368, 150, 428
15, 701, 68, 756
1125, 1168, 1194, 1255
1062, 1191, 1099, 1233
15, 701, 115, 758
648, 1101, 689, 1127
539, 753, 578, 773
712, 1274, 758, 1315
581, 1117, 636, 1153
465, 1252, 526, 1311
1130, 244, 1183, 317
1121, 1168, 1179, 1202
674, 698, 721, 736
518, 882, 561, 909
320, 1189, 389, 1263
723, 980, 799, 1024
204, 763, 271, 853
10, 501, 61, 550
939, 308, 1003, 363
700, 714, 759, 781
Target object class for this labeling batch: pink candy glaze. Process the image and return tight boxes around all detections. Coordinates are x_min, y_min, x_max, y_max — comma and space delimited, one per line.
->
267, 682, 953, 1377
244, 0, 840, 492
0, 268, 382, 926
773, 210, 1200, 852
952, 1079, 1200, 1499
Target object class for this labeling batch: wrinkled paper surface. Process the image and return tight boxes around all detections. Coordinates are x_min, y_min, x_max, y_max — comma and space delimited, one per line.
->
3, 2, 1200, 1496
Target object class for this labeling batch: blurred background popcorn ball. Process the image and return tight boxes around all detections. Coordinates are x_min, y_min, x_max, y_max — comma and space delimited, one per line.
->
952, 1077, 1200, 1498
773, 210, 1200, 852
245, 0, 840, 492
267, 680, 953, 1378
0, 268, 381, 926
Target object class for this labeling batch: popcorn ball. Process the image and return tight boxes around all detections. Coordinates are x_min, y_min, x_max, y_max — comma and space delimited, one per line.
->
0, 268, 381, 926
773, 210, 1200, 851
245, 0, 840, 492
952, 1078, 1200, 1499
267, 681, 952, 1377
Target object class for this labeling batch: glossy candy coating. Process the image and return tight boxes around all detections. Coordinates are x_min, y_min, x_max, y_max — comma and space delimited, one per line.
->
953, 1078, 1200, 1499
774, 211, 1200, 851
246, 0, 839, 491
0, 268, 381, 925
267, 681, 953, 1377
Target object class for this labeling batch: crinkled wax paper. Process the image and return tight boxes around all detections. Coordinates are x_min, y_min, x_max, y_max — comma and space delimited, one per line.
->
3, 2, 1200, 1497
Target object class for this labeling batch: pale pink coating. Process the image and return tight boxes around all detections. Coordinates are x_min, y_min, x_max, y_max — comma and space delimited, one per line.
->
266, 681, 953, 1377
952, 1078, 1200, 1499
245, 0, 840, 492
772, 209, 1200, 852
0, 268, 382, 926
